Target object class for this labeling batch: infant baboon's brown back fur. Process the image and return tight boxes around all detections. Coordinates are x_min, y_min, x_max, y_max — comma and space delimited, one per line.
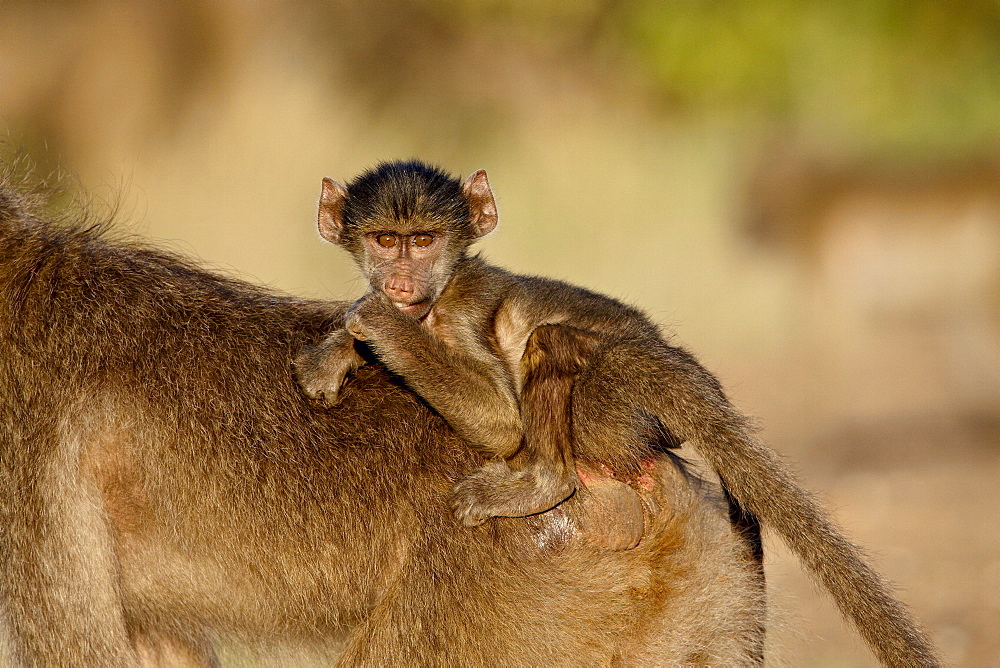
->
0, 174, 765, 665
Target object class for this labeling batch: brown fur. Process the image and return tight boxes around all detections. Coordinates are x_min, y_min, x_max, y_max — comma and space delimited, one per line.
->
0, 173, 765, 664
295, 160, 940, 666
516, 324, 646, 551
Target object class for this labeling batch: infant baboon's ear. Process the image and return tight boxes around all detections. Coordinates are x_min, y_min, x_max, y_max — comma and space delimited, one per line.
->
318, 177, 349, 244
461, 170, 498, 239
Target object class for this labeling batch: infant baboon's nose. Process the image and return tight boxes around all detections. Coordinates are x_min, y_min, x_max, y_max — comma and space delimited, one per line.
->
384, 277, 414, 301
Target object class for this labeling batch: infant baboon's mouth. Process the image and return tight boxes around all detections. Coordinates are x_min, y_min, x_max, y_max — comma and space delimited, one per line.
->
395, 300, 429, 316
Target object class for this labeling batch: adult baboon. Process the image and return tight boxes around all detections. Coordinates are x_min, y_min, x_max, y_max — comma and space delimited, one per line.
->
0, 173, 765, 665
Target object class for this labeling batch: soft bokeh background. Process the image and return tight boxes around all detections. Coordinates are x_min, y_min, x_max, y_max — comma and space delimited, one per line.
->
2, 1, 998, 664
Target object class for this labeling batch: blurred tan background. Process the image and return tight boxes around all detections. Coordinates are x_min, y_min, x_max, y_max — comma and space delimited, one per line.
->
2, 1, 998, 665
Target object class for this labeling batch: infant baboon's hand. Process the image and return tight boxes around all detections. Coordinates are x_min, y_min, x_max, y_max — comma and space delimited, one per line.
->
344, 292, 395, 341
292, 329, 365, 406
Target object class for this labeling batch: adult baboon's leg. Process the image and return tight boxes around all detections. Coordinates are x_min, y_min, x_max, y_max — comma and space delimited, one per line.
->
132, 628, 218, 667
0, 415, 138, 665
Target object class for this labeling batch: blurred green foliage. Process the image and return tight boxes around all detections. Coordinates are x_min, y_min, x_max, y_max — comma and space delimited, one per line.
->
4, 0, 997, 165
606, 1, 1000, 157
414, 0, 1000, 157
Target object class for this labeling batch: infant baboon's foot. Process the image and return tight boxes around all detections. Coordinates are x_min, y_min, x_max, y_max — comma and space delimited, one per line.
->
450, 461, 577, 527
292, 331, 364, 406
573, 470, 646, 551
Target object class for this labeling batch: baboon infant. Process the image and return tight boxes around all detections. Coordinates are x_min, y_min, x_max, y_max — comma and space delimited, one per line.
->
294, 161, 659, 527
293, 160, 939, 666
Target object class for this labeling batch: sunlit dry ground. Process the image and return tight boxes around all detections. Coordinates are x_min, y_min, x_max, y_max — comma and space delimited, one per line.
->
755, 410, 1000, 666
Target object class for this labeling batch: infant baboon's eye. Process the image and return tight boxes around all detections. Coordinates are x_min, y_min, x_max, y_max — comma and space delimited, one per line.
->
377, 234, 397, 248
413, 234, 434, 247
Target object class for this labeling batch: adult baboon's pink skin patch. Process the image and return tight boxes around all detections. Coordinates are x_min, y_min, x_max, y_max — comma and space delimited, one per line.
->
638, 458, 659, 491
577, 458, 659, 491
